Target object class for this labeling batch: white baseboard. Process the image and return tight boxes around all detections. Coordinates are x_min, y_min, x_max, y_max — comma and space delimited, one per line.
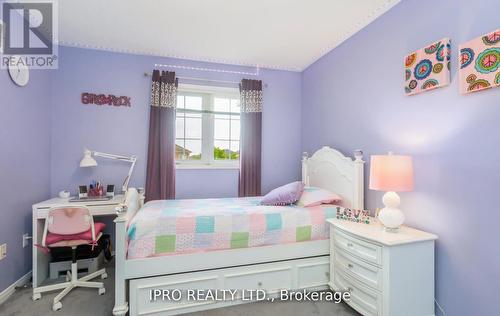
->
0, 271, 32, 306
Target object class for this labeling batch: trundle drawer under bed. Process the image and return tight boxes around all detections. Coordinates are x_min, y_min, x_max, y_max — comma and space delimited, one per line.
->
129, 256, 330, 316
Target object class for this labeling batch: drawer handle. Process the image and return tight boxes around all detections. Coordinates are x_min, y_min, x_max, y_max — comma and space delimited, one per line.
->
347, 243, 354, 247
258, 282, 262, 287
347, 263, 354, 269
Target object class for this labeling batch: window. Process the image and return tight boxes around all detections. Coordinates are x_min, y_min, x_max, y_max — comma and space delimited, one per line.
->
175, 85, 240, 168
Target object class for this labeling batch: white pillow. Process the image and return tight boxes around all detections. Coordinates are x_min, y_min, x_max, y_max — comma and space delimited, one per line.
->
297, 186, 342, 207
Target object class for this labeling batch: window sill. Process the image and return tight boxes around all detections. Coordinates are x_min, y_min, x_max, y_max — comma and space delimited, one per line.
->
176, 163, 240, 170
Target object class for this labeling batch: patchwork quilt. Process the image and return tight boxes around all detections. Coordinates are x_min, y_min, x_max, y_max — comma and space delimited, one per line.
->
126, 197, 338, 259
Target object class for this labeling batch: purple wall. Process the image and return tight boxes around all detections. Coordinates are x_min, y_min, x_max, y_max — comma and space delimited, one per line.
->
301, 1, 499, 315
50, 47, 302, 198
0, 68, 51, 292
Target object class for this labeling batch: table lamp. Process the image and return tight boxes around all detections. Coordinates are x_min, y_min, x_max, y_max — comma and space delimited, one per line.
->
369, 152, 413, 232
80, 149, 137, 193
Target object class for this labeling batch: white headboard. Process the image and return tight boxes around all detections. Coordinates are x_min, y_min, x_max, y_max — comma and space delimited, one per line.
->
302, 146, 364, 209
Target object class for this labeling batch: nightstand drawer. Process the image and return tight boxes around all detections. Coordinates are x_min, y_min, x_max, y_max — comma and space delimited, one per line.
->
334, 269, 382, 316
334, 247, 382, 291
333, 229, 382, 266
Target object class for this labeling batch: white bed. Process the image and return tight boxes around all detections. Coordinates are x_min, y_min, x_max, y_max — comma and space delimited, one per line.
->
113, 146, 364, 315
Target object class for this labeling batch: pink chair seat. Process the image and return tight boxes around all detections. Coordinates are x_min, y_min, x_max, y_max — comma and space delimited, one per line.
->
45, 222, 106, 247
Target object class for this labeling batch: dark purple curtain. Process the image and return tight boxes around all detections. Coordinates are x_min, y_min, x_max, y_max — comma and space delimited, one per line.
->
238, 79, 263, 197
145, 70, 178, 201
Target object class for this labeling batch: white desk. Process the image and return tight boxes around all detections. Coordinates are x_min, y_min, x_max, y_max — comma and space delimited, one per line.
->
32, 195, 124, 289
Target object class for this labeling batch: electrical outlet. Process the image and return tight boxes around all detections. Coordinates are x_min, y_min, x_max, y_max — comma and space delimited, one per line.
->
22, 234, 31, 248
0, 243, 6, 260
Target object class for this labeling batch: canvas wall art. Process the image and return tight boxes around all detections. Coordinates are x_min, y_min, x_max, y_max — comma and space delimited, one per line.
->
405, 38, 451, 96
459, 29, 500, 94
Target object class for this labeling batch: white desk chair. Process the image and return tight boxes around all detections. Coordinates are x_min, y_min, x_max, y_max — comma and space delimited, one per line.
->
32, 206, 107, 311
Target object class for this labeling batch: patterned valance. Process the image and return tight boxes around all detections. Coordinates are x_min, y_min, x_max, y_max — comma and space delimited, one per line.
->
150, 70, 178, 108
239, 79, 263, 113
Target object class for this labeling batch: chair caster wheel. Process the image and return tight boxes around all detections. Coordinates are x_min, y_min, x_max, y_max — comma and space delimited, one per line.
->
53, 302, 62, 311
32, 293, 41, 301
101, 273, 108, 279
98, 287, 106, 295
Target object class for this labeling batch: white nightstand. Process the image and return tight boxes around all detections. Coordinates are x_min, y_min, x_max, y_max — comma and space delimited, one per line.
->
327, 218, 438, 316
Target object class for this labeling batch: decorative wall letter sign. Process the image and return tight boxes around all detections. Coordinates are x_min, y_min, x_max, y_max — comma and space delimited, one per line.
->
459, 29, 499, 94
81, 93, 131, 107
335, 206, 370, 224
404, 38, 451, 96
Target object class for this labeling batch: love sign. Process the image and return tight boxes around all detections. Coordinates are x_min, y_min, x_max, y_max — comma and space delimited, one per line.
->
81, 93, 131, 107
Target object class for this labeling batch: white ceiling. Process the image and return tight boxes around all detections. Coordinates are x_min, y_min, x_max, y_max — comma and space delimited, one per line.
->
58, 0, 400, 71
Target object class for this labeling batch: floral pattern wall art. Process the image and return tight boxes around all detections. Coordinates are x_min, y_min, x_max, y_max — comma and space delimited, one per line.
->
459, 29, 500, 94
405, 38, 451, 96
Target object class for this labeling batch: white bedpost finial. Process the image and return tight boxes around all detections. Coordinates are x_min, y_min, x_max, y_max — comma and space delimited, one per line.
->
353, 149, 364, 210
302, 152, 309, 186
302, 152, 308, 161
354, 150, 364, 162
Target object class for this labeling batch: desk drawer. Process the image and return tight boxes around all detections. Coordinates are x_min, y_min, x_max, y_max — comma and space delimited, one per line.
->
334, 269, 382, 316
333, 229, 382, 266
334, 247, 382, 291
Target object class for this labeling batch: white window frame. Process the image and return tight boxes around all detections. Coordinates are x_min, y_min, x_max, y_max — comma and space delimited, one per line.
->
175, 84, 240, 170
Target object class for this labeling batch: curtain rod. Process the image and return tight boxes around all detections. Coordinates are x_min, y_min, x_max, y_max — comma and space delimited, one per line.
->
153, 63, 260, 76
143, 73, 268, 88
143, 73, 241, 85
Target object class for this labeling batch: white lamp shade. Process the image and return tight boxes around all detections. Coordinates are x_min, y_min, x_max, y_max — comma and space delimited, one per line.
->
80, 150, 97, 167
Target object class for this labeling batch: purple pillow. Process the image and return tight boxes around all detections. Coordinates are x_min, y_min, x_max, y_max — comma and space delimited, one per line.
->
260, 181, 305, 206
